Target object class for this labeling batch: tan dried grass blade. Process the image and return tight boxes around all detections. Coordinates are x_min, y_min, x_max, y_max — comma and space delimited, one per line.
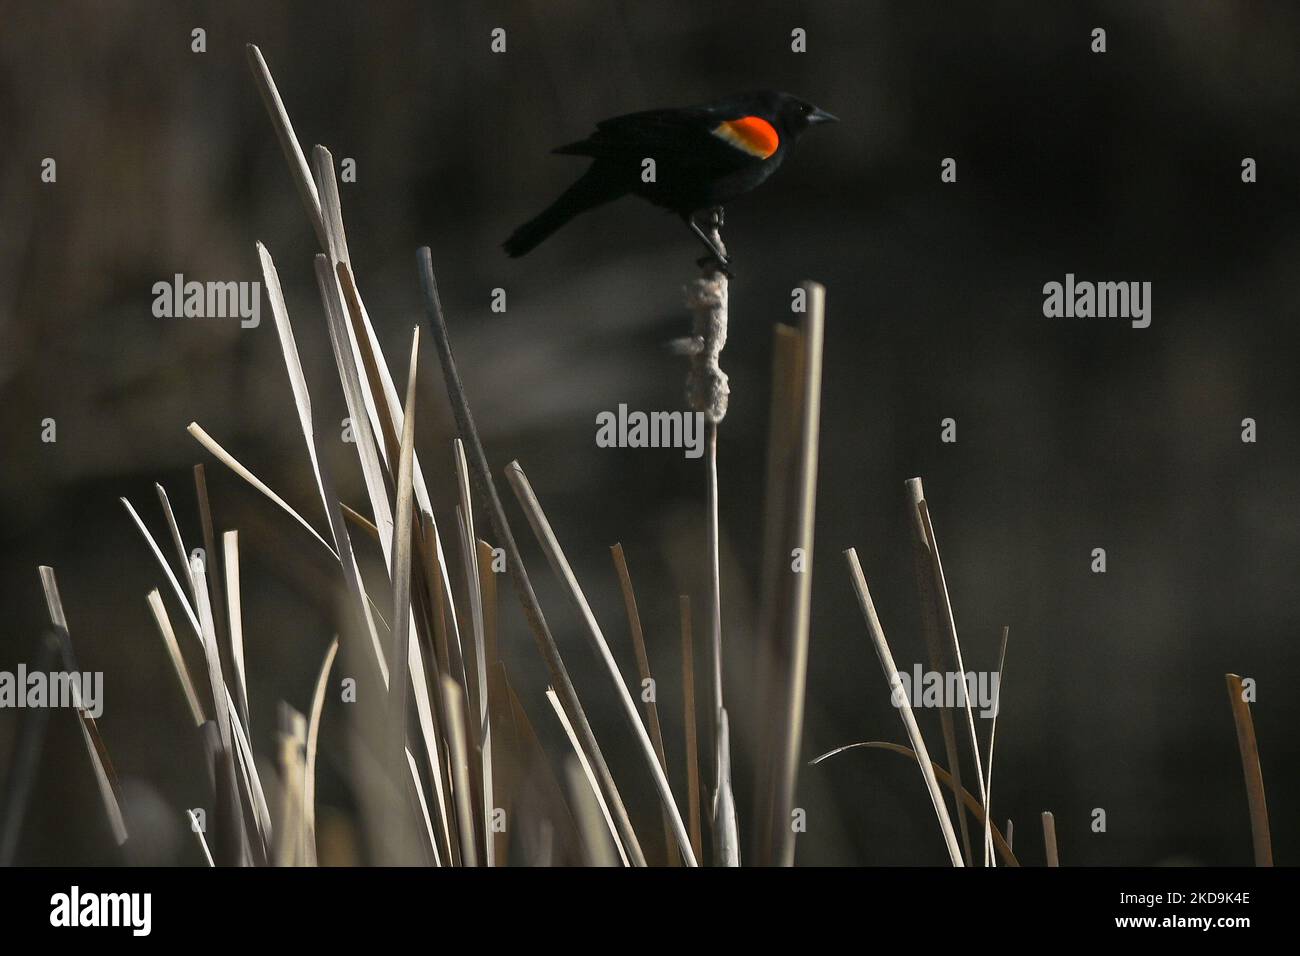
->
188, 810, 215, 867
562, 755, 619, 867
186, 423, 337, 560
388, 329, 420, 740
905, 476, 972, 866
274, 706, 308, 867
771, 281, 825, 868
193, 465, 228, 672
122, 496, 201, 636
419, 247, 643, 865
844, 548, 963, 866
546, 688, 628, 866
752, 324, 802, 865
982, 625, 1009, 867
190, 556, 251, 864
1042, 811, 1059, 867
405, 748, 442, 866
455, 441, 495, 866
495, 665, 580, 862
507, 461, 695, 866
156, 483, 198, 605
1226, 672, 1272, 866
611, 543, 677, 866
917, 498, 989, 842
146, 589, 205, 727
809, 740, 1019, 866
680, 595, 702, 862
303, 637, 339, 866
223, 531, 250, 735
442, 676, 479, 866
245, 44, 326, 247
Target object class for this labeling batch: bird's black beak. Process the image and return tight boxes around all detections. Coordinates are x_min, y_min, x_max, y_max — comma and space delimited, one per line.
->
807, 107, 838, 125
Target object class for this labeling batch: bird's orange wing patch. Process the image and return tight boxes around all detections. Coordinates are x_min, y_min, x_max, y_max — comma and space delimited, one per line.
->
711, 116, 780, 158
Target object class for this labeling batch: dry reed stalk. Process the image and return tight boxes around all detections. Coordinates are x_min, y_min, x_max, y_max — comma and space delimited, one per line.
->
751, 323, 802, 864
442, 677, 479, 866
1225, 672, 1272, 865
222, 530, 250, 735
226, 690, 273, 862
156, 483, 197, 606
388, 329, 421, 744
680, 595, 703, 862
317, 197, 466, 863
146, 590, 205, 727
247, 53, 458, 841
181, 521, 272, 861
610, 543, 678, 865
317, 250, 457, 857
1041, 811, 1059, 867
711, 707, 739, 865
184, 424, 337, 560
188, 810, 215, 867
477, 540, 508, 864
194, 465, 230, 710
770, 282, 825, 867
246, 44, 326, 247
247, 250, 385, 682
122, 494, 200, 632
337, 252, 474, 732
256, 241, 452, 858
562, 756, 620, 867
917, 498, 989, 859
274, 706, 308, 867
905, 477, 972, 866
506, 461, 697, 866
497, 668, 582, 863
704, 421, 724, 732
405, 749, 442, 866
303, 637, 339, 865
546, 689, 629, 866
454, 441, 494, 866
918, 499, 987, 806
477, 539, 500, 667
681, 211, 740, 865
844, 549, 963, 866
417, 246, 646, 866
809, 740, 1020, 866
190, 555, 251, 865
981, 625, 1009, 867
125, 487, 274, 859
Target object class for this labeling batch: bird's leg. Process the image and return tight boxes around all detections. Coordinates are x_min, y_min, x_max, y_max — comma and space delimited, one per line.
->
687, 217, 727, 265
686, 208, 731, 274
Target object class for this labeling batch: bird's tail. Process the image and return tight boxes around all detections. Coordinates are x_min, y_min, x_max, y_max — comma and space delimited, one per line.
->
503, 167, 621, 257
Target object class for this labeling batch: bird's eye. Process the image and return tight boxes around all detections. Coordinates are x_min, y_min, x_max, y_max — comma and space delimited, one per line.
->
800, 103, 811, 113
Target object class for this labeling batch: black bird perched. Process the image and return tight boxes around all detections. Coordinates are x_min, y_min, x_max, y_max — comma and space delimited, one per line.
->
503, 91, 837, 267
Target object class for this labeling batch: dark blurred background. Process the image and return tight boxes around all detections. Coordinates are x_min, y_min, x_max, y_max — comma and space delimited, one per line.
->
3, 0, 1300, 866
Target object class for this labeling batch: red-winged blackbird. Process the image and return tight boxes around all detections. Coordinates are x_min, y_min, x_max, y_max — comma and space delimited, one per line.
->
503, 91, 837, 266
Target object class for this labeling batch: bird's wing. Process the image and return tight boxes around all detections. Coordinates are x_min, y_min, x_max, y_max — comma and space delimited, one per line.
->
554, 106, 757, 168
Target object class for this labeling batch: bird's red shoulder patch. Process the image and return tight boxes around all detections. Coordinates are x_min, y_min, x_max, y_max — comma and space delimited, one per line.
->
711, 116, 779, 158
